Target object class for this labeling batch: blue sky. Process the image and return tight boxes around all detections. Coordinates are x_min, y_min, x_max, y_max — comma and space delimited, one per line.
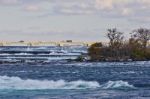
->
0, 0, 150, 42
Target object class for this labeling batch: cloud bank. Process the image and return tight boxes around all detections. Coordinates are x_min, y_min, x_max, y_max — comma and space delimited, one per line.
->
0, 0, 149, 18
0, 0, 150, 41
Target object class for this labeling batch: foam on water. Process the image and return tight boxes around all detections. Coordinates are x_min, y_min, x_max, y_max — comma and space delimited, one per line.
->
0, 76, 100, 90
14, 53, 33, 55
100, 80, 135, 89
0, 76, 135, 90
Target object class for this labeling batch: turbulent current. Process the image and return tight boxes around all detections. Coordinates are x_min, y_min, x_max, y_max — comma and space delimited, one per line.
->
0, 76, 135, 90
0, 46, 150, 99
0, 62, 150, 99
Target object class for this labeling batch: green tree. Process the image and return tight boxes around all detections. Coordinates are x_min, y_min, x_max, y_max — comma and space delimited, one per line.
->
128, 38, 144, 60
131, 28, 150, 51
88, 42, 103, 61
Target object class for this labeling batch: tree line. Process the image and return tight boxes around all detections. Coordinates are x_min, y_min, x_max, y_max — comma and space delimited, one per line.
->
88, 28, 150, 61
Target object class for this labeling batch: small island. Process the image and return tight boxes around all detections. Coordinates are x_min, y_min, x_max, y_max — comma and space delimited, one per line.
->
85, 28, 150, 62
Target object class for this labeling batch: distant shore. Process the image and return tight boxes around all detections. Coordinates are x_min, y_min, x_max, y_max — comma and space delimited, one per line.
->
0, 40, 97, 47
69, 58, 150, 63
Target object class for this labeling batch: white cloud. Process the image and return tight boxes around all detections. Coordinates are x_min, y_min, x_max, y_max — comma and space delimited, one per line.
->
122, 8, 133, 16
95, 0, 114, 10
95, 0, 132, 10
59, 8, 93, 15
25, 5, 40, 12
0, 0, 150, 22
140, 0, 150, 4
0, 0, 19, 5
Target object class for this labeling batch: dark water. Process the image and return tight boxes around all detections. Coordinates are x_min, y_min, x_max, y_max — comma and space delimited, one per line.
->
0, 61, 150, 99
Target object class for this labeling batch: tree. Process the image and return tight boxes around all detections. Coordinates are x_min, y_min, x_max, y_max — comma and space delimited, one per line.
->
131, 28, 150, 51
107, 28, 124, 47
128, 38, 144, 60
106, 28, 124, 58
87, 28, 150, 61
88, 42, 103, 61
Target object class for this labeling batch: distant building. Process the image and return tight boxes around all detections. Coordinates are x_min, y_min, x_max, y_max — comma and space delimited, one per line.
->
19, 40, 25, 43
66, 40, 72, 43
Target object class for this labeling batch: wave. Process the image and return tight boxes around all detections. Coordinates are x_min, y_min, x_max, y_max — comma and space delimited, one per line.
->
0, 76, 135, 90
0, 76, 99, 90
14, 53, 33, 55
100, 80, 135, 89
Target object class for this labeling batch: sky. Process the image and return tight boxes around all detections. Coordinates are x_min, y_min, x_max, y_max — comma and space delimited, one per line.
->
0, 0, 150, 42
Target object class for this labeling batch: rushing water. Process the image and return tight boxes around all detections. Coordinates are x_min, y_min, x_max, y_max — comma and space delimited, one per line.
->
0, 46, 150, 99
0, 62, 150, 99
